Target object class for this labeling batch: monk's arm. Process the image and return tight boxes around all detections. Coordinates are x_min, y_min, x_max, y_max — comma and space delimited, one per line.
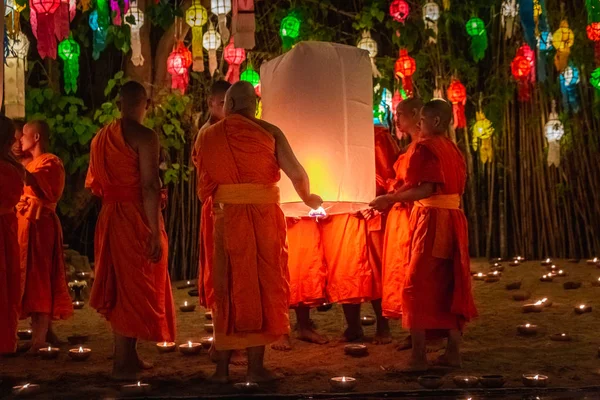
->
387, 182, 435, 203
273, 129, 311, 202
24, 171, 47, 200
138, 129, 162, 236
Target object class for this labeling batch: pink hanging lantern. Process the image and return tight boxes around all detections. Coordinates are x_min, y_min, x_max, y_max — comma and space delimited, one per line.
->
110, 0, 130, 25
31, 0, 61, 59
167, 41, 192, 94
389, 0, 409, 23
54, 0, 70, 41
223, 38, 246, 83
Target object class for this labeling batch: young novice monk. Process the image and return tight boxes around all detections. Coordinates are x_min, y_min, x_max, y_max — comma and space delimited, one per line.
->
370, 100, 477, 371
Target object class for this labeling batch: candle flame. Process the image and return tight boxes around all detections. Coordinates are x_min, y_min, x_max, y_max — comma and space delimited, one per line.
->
163, 341, 168, 346
187, 281, 191, 285
246, 382, 251, 386
580, 304, 585, 309
342, 376, 346, 382
534, 301, 542, 305
594, 258, 598, 262
477, 273, 483, 277
533, 375, 539, 380
137, 381, 141, 387
558, 270, 563, 273
542, 275, 547, 278
561, 333, 566, 336
525, 323, 531, 328
542, 298, 547, 302
184, 301, 188, 306
78, 346, 83, 352
23, 384, 30, 389
47, 346, 52, 351
188, 341, 192, 347
546, 258, 550, 262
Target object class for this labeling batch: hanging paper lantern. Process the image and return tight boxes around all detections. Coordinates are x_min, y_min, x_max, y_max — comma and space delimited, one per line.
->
389, 0, 409, 23
517, 43, 536, 83
552, 20, 574, 72
591, 67, 600, 91
544, 100, 564, 167
538, 31, 553, 51
203, 22, 222, 77
232, 0, 255, 49
255, 98, 262, 119
125, 4, 144, 66
423, 2, 440, 44
392, 90, 403, 114
471, 111, 494, 163
223, 37, 245, 83
501, 0, 518, 39
110, 0, 129, 25
559, 64, 580, 113
511, 54, 532, 102
167, 41, 192, 94
586, 22, 600, 65
5, 32, 29, 118
447, 79, 467, 129
30, 0, 61, 59
211, 0, 231, 45
89, 0, 110, 60
5, 0, 26, 38
465, 17, 488, 62
374, 87, 393, 126
58, 37, 80, 94
394, 49, 416, 97
533, 0, 542, 23
357, 31, 380, 78
241, 64, 260, 95
280, 12, 300, 51
185, 2, 208, 72
54, 0, 71, 41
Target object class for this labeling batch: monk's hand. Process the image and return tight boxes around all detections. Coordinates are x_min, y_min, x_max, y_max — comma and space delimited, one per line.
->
369, 195, 393, 212
303, 193, 323, 211
147, 232, 163, 264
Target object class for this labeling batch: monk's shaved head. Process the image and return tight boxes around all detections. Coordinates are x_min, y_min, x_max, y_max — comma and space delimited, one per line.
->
26, 120, 50, 145
396, 97, 423, 115
119, 81, 150, 122
225, 81, 257, 117
420, 99, 453, 136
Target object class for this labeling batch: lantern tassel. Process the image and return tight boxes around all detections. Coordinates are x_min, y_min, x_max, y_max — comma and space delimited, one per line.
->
442, 0, 450, 10
54, 1, 69, 41
453, 102, 466, 129
36, 14, 58, 59
191, 26, 204, 72
218, 13, 230, 45
554, 49, 570, 73
594, 42, 600, 66
225, 63, 240, 83
130, 29, 144, 66
232, 0, 255, 49
4, 56, 26, 118
371, 59, 381, 78
517, 80, 531, 102
547, 141, 561, 167
502, 15, 514, 40
171, 73, 189, 94
401, 76, 413, 97
208, 49, 218, 76
92, 28, 107, 60
480, 137, 493, 164
470, 34, 487, 62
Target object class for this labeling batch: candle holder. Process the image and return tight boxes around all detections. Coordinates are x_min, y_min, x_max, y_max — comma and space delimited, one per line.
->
417, 375, 444, 389
233, 382, 259, 393
538, 298, 552, 307
317, 303, 333, 312
16, 342, 31, 353
546, 264, 558, 273
72, 301, 85, 310
179, 301, 196, 312
522, 374, 548, 387
68, 347, 91, 361
505, 281, 521, 290
178, 280, 195, 289
513, 256, 526, 262
453, 375, 479, 388
485, 271, 501, 283
563, 281, 582, 290
156, 341, 176, 353
205, 312, 212, 320
360, 315, 376, 326
512, 292, 531, 301
574, 304, 592, 314
67, 334, 89, 345
17, 329, 32, 340
179, 341, 202, 356
204, 324, 214, 333
587, 258, 599, 265
490, 263, 505, 272
344, 344, 368, 357
479, 375, 506, 388
38, 346, 60, 360
473, 272, 486, 281
200, 336, 214, 349
522, 303, 543, 313
541, 258, 553, 266
517, 324, 538, 336
330, 376, 356, 391
12, 383, 41, 397
121, 382, 151, 395
509, 260, 520, 267
550, 333, 572, 342
75, 271, 92, 280
540, 274, 553, 282
489, 258, 503, 264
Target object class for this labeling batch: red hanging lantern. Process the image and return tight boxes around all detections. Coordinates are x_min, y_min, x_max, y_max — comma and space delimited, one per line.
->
224, 38, 246, 83
394, 49, 416, 96
392, 90, 403, 114
31, 0, 61, 59
54, 0, 70, 41
511, 54, 532, 102
587, 22, 600, 65
389, 0, 409, 23
167, 41, 193, 94
446, 79, 467, 129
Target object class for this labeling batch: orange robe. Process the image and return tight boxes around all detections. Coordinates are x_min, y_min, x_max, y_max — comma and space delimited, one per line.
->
0, 162, 23, 353
86, 121, 176, 342
196, 114, 290, 350
401, 137, 477, 331
17, 154, 73, 320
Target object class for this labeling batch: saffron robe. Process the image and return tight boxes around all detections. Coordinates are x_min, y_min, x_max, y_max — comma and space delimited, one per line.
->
0, 162, 23, 353
86, 121, 176, 342
196, 114, 290, 350
17, 154, 73, 320
400, 137, 477, 330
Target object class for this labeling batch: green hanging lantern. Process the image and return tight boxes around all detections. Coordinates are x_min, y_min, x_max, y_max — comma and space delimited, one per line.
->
280, 13, 300, 51
591, 68, 600, 90
466, 17, 488, 62
58, 37, 81, 94
241, 65, 260, 88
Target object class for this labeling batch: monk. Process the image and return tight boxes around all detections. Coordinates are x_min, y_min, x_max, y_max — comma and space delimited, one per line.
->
12, 120, 32, 166
86, 81, 176, 379
0, 116, 25, 354
17, 120, 73, 351
195, 81, 322, 383
370, 100, 477, 371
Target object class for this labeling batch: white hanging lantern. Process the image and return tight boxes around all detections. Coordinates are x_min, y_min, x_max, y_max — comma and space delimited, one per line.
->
211, 0, 231, 45
423, 2, 440, 44
501, 0, 519, 40
186, 1, 208, 72
203, 22, 221, 76
357, 31, 381, 78
544, 100, 564, 167
125, 5, 145, 66
5, 32, 29, 119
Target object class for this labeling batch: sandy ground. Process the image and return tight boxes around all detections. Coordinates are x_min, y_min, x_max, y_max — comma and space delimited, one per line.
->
2, 258, 600, 398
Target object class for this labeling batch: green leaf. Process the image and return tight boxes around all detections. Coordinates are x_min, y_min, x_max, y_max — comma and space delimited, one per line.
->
163, 124, 174, 136
43, 88, 54, 100
74, 124, 87, 135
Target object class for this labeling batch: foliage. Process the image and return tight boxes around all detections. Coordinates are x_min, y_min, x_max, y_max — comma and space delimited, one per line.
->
93, 71, 128, 126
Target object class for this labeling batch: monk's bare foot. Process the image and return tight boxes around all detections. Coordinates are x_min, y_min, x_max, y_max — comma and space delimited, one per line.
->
297, 327, 328, 345
247, 367, 283, 383
26, 342, 47, 356
137, 357, 154, 370
340, 327, 364, 343
396, 336, 412, 351
433, 353, 462, 368
270, 335, 292, 351
230, 350, 247, 366
208, 372, 230, 384
385, 356, 428, 373
426, 339, 446, 354
373, 324, 392, 345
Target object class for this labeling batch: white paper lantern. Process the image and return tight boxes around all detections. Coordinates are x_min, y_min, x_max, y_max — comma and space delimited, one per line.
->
423, 2, 440, 44
501, 0, 518, 39
125, 5, 145, 66
545, 100, 564, 167
203, 23, 221, 76
211, 0, 231, 45
5, 32, 29, 119
357, 31, 380, 78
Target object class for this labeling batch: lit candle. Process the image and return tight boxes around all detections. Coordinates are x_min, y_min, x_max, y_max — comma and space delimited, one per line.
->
541, 258, 553, 266
452, 375, 479, 388
156, 341, 176, 353
330, 376, 357, 391
473, 272, 485, 281
593, 277, 600, 287
517, 323, 538, 335
540, 274, 553, 282
17, 329, 32, 340
550, 332, 572, 342
72, 301, 84, 309
522, 374, 548, 387
200, 336, 214, 349
587, 257, 599, 265
12, 383, 41, 396
556, 269, 566, 277
68, 346, 92, 361
179, 341, 201, 355
233, 381, 259, 393
39, 346, 59, 360
522, 303, 543, 313
179, 301, 196, 312
574, 304, 592, 314
121, 381, 151, 395
360, 315, 376, 326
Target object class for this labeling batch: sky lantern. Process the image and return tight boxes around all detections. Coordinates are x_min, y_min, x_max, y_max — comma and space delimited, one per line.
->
5, 32, 29, 118
203, 22, 221, 76
357, 31, 381, 77
553, 20, 574, 72
501, 0, 518, 39
447, 79, 467, 129
471, 110, 494, 163
58, 37, 80, 94
167, 41, 192, 94
423, 2, 440, 44
394, 49, 416, 97
211, 0, 231, 45
30, 0, 61, 59
465, 17, 488, 62
389, 0, 409, 23
545, 100, 564, 167
125, 4, 145, 66
223, 37, 246, 83
261, 42, 374, 217
280, 12, 300, 51
186, 1, 208, 71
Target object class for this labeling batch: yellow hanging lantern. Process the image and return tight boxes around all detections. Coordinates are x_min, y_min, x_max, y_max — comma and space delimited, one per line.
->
5, 32, 29, 118
472, 110, 494, 163
552, 20, 574, 73
186, 1, 208, 72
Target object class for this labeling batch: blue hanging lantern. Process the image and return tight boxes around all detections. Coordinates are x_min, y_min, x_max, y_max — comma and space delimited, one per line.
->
559, 64, 580, 113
